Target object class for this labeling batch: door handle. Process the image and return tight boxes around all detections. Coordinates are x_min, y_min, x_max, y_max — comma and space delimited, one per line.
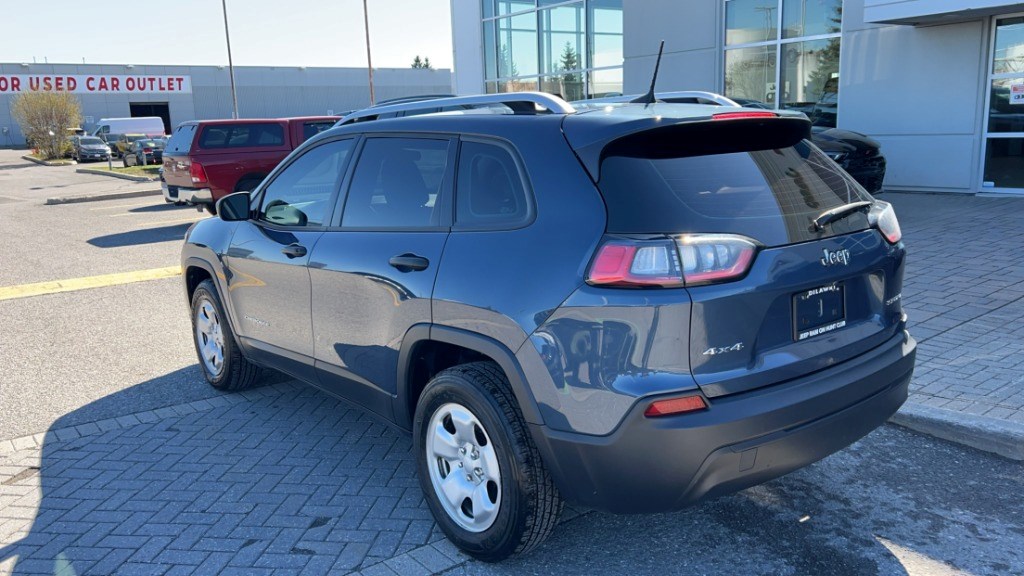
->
389, 253, 429, 272
281, 243, 307, 259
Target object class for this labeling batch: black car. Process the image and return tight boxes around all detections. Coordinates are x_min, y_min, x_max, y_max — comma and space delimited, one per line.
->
70, 136, 111, 162
183, 92, 913, 561
731, 97, 887, 194
122, 139, 164, 167
615, 94, 887, 194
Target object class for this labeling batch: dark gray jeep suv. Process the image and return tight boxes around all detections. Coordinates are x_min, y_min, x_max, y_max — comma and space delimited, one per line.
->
180, 92, 916, 561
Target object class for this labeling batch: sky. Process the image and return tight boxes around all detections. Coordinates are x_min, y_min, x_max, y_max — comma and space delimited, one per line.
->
0, 0, 453, 70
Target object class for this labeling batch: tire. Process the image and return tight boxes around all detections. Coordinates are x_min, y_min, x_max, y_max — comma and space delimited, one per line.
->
122, 157, 129, 168
414, 362, 562, 562
190, 279, 261, 391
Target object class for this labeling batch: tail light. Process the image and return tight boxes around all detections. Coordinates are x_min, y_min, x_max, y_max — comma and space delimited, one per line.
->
586, 234, 759, 288
143, 147, 152, 153
869, 201, 902, 244
190, 161, 208, 185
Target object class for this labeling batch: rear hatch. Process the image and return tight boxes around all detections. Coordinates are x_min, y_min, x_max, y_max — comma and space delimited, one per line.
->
566, 107, 906, 398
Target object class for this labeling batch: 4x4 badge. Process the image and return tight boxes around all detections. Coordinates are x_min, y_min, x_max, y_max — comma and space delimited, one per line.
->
821, 248, 851, 266
703, 343, 744, 356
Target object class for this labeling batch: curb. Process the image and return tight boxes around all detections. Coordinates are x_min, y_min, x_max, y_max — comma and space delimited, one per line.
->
44, 188, 161, 205
889, 400, 1024, 461
21, 154, 76, 167
76, 167, 159, 182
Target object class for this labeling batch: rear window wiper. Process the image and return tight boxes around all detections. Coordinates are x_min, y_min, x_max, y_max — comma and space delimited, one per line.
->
813, 201, 873, 231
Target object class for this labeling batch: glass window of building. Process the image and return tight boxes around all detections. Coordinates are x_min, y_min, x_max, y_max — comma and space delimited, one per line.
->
724, 0, 842, 127
482, 0, 622, 100
983, 16, 1024, 190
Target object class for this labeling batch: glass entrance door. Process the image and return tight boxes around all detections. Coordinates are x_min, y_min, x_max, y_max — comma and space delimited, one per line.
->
982, 15, 1024, 193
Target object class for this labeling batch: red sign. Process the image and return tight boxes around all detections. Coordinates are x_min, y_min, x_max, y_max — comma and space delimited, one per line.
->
0, 74, 192, 94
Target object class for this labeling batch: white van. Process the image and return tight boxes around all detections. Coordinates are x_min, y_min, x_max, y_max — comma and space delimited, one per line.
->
92, 117, 166, 147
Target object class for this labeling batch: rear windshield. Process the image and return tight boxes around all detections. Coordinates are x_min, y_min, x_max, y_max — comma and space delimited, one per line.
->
199, 123, 285, 149
302, 121, 335, 141
598, 140, 873, 246
167, 125, 196, 154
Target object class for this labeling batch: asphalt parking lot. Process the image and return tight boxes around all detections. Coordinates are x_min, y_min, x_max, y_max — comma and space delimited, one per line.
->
1, 150, 1023, 575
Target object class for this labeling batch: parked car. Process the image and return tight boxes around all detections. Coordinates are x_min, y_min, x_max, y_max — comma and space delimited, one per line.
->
592, 93, 888, 194
181, 92, 915, 561
92, 116, 165, 155
122, 139, 164, 167
113, 133, 149, 158
161, 116, 338, 209
70, 136, 112, 162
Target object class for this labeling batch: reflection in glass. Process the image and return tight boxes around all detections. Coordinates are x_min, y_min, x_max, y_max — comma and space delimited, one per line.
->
726, 0, 777, 45
725, 45, 777, 104
984, 138, 1024, 188
780, 39, 839, 113
541, 74, 585, 101
498, 13, 538, 77
589, 0, 623, 68
540, 3, 586, 74
994, 17, 1024, 75
588, 67, 622, 98
988, 79, 1024, 133
496, 77, 540, 93
782, 0, 841, 39
497, 0, 533, 16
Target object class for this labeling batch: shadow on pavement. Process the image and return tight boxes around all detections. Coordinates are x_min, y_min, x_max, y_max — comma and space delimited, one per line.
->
2, 373, 1022, 574
88, 223, 195, 249
128, 204, 193, 214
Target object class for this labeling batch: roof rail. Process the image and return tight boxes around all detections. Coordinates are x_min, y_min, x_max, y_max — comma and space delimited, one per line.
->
337, 92, 576, 125
372, 94, 457, 107
574, 91, 740, 107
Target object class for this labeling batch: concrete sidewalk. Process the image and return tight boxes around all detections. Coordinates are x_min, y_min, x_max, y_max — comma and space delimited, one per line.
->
885, 192, 1024, 460
0, 149, 159, 204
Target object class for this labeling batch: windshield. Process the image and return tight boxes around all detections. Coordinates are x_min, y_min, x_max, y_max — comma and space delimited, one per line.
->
598, 140, 873, 246
80, 137, 104, 145
126, 135, 146, 142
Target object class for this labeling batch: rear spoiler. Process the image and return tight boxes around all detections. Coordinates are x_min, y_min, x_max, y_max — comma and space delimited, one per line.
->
568, 113, 811, 183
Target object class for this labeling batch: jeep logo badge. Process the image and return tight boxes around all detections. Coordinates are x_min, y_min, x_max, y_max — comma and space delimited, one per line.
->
820, 248, 850, 267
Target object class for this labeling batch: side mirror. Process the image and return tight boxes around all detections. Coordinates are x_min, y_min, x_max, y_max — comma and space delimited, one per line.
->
217, 191, 251, 222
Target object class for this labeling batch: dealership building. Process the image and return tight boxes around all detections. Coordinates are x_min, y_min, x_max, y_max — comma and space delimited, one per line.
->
451, 0, 1024, 195
0, 63, 452, 146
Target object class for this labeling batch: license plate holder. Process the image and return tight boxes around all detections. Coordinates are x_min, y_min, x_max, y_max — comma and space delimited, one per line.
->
793, 283, 846, 341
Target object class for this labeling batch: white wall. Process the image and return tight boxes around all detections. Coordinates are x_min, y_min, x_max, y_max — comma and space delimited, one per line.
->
840, 5, 988, 192
622, 0, 721, 94
451, 0, 484, 95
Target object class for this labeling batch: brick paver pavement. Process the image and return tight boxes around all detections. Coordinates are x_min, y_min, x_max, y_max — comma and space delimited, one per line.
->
887, 193, 1024, 424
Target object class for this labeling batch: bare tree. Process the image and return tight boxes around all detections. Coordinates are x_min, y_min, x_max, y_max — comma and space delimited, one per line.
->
11, 92, 82, 160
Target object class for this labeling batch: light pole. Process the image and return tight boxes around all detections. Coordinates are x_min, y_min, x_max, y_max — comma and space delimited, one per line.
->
221, 0, 240, 119
362, 0, 375, 105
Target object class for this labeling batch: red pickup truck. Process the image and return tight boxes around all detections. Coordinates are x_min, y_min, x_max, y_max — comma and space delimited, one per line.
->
162, 116, 338, 210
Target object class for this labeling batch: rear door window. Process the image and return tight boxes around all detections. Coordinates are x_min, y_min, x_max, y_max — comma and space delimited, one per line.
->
598, 140, 872, 246
199, 123, 285, 149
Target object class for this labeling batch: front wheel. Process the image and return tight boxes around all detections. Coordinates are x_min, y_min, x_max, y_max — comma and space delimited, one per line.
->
414, 362, 562, 562
190, 279, 261, 391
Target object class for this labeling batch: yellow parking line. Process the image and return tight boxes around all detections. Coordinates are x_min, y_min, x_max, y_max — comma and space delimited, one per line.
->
0, 266, 182, 302
88, 200, 160, 211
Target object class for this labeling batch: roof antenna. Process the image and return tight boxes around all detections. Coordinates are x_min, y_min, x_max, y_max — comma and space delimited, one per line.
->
631, 40, 664, 105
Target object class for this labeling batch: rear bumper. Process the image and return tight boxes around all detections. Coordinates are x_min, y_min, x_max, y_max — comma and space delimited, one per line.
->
169, 186, 213, 205
531, 329, 915, 513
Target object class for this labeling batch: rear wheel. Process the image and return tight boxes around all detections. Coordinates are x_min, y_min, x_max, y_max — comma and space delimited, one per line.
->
414, 362, 562, 562
235, 177, 264, 194
190, 279, 261, 391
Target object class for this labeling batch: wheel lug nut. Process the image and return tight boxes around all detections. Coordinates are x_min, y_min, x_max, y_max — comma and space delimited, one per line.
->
466, 474, 473, 482
459, 447, 466, 455
475, 468, 483, 477
457, 462, 463, 468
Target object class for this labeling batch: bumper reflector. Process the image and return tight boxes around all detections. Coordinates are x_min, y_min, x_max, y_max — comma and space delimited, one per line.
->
644, 395, 708, 417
